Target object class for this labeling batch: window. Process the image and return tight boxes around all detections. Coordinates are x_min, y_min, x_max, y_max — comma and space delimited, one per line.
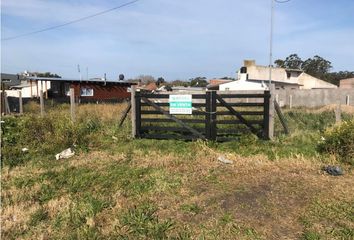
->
80, 87, 94, 96
225, 87, 230, 91
287, 72, 291, 79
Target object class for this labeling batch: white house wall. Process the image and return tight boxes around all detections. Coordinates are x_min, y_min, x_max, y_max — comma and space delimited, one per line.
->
6, 81, 51, 98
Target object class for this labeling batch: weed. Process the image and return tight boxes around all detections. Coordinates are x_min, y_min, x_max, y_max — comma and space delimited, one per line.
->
318, 119, 354, 164
119, 203, 174, 239
302, 231, 321, 240
29, 207, 49, 226
180, 203, 203, 215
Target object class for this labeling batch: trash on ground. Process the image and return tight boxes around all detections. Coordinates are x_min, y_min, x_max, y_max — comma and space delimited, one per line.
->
112, 136, 118, 141
322, 165, 344, 176
55, 148, 75, 160
217, 156, 233, 164
22, 148, 29, 152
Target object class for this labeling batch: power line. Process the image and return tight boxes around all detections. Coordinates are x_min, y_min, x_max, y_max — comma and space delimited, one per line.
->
1, 0, 140, 41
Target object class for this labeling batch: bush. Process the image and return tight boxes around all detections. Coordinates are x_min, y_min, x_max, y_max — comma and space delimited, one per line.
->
318, 119, 354, 164
1, 111, 104, 168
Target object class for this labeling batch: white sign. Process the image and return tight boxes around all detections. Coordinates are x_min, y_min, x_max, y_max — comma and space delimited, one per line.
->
169, 95, 192, 114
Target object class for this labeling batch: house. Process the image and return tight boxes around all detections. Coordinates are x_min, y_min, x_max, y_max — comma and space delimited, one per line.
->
242, 60, 337, 89
1, 73, 22, 88
207, 79, 232, 90
6, 79, 51, 98
340, 78, 354, 89
6, 76, 135, 102
218, 73, 268, 91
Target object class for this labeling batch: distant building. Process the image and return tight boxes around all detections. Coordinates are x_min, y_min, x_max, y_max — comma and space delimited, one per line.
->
242, 60, 337, 90
1, 73, 22, 88
5, 76, 134, 102
340, 78, 354, 89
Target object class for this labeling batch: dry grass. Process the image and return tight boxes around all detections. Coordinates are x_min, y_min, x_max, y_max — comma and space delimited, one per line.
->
2, 103, 354, 239
3, 142, 353, 239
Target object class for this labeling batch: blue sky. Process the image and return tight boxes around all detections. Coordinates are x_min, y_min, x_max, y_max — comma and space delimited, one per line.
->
1, 0, 354, 80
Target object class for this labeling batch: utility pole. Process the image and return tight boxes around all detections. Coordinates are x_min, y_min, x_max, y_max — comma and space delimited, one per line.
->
78, 64, 82, 82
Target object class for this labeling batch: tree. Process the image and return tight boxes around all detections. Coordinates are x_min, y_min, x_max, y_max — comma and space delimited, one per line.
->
136, 75, 155, 84
171, 80, 190, 87
301, 55, 332, 79
274, 54, 351, 86
274, 59, 285, 68
27, 71, 61, 78
274, 54, 302, 69
156, 77, 165, 86
323, 71, 354, 86
190, 77, 208, 87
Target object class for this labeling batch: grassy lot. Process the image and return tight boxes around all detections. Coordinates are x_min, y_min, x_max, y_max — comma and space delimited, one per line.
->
1, 103, 354, 239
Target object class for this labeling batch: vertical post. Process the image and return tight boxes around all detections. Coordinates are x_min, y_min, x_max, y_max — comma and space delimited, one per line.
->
18, 91, 23, 114
263, 90, 270, 140
70, 88, 75, 122
135, 91, 141, 138
346, 95, 350, 106
30, 80, 33, 98
36, 81, 39, 98
210, 91, 217, 141
45, 81, 48, 99
205, 91, 211, 140
289, 95, 293, 109
131, 85, 137, 138
269, 85, 275, 139
40, 90, 44, 116
1, 83, 5, 114
4, 92, 10, 115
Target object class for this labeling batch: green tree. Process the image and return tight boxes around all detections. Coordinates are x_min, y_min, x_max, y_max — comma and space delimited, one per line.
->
35, 72, 61, 78
323, 71, 354, 86
274, 54, 303, 69
190, 77, 207, 87
171, 80, 190, 87
156, 77, 165, 86
302, 55, 332, 80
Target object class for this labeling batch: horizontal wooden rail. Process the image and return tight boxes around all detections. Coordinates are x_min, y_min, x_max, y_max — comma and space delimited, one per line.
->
141, 102, 206, 107
141, 118, 205, 124
140, 126, 205, 133
216, 120, 264, 125
140, 94, 206, 99
216, 102, 264, 107
218, 93, 266, 98
216, 111, 264, 116
141, 133, 198, 140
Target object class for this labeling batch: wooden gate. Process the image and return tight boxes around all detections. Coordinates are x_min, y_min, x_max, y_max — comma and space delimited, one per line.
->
132, 90, 271, 141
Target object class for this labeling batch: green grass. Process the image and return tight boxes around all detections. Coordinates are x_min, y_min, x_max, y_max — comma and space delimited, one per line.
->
2, 104, 354, 240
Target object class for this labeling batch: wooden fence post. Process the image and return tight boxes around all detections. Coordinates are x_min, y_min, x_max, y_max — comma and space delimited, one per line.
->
18, 91, 23, 114
131, 85, 137, 138
263, 90, 270, 139
346, 95, 350, 106
40, 90, 45, 116
210, 91, 217, 141
269, 85, 275, 139
205, 91, 211, 140
70, 88, 76, 122
135, 91, 141, 138
4, 92, 10, 115
205, 91, 216, 140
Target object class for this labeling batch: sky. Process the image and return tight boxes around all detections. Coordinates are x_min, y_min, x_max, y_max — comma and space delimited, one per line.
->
1, 0, 354, 81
